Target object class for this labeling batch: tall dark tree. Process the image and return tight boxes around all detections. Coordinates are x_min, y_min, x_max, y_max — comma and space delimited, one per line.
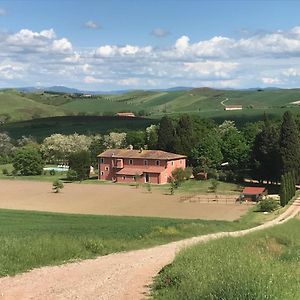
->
157, 116, 176, 152
173, 115, 198, 159
252, 118, 280, 183
68, 150, 91, 181
279, 111, 300, 182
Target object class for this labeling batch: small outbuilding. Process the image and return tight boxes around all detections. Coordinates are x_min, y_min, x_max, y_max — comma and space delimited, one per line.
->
241, 187, 267, 202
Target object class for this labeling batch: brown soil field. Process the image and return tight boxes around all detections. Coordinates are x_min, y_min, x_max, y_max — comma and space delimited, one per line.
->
0, 180, 250, 220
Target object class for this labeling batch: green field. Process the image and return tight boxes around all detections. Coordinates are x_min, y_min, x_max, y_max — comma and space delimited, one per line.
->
1, 88, 300, 138
0, 115, 155, 140
0, 208, 260, 277
152, 217, 300, 300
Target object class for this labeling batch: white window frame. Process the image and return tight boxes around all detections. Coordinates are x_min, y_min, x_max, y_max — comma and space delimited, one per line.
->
122, 176, 126, 180
105, 166, 109, 171
100, 171, 104, 176
144, 160, 148, 166
129, 159, 133, 165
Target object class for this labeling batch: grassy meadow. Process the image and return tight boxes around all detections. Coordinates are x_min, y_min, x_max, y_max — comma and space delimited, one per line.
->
1, 88, 300, 139
0, 208, 260, 277
152, 217, 300, 300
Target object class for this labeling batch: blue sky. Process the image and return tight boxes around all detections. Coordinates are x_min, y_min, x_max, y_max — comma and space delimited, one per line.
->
1, 0, 300, 90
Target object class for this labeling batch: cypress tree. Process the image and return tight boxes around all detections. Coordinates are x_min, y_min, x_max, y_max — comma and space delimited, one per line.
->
157, 116, 176, 152
280, 174, 287, 207
252, 117, 280, 183
279, 111, 300, 182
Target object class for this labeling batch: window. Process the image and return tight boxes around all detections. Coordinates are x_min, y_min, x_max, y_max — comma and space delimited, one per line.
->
144, 160, 148, 166
100, 158, 104, 163
156, 160, 160, 166
180, 160, 182, 164
105, 166, 109, 171
129, 159, 133, 165
122, 176, 126, 180
171, 161, 174, 166
100, 171, 104, 176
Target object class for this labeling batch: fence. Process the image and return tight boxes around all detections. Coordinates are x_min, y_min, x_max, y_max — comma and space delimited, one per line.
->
179, 194, 253, 205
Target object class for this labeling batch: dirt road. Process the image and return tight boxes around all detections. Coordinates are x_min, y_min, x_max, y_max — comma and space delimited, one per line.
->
0, 199, 299, 300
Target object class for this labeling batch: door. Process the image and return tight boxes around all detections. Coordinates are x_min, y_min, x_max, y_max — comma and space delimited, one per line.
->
144, 173, 150, 183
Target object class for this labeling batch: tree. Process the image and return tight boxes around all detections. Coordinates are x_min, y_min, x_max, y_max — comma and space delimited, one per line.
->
125, 131, 146, 149
52, 180, 64, 193
279, 111, 300, 182
252, 119, 280, 183
68, 151, 91, 181
145, 125, 158, 149
173, 115, 198, 159
103, 132, 126, 149
89, 135, 105, 167
280, 175, 287, 207
41, 133, 92, 164
219, 122, 250, 170
209, 179, 219, 193
13, 146, 44, 176
190, 130, 223, 169
157, 116, 176, 152
171, 168, 186, 187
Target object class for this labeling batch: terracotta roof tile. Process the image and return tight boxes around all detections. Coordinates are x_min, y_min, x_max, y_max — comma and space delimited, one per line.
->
242, 187, 266, 195
98, 149, 186, 160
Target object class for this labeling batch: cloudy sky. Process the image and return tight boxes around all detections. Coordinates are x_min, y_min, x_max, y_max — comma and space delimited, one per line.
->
1, 0, 300, 90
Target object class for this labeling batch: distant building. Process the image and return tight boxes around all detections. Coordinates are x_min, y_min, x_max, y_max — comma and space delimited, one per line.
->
224, 105, 243, 111
83, 94, 92, 98
115, 112, 136, 117
241, 187, 267, 202
98, 148, 186, 184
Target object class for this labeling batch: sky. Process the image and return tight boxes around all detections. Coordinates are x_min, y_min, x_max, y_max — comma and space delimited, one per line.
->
1, 0, 300, 90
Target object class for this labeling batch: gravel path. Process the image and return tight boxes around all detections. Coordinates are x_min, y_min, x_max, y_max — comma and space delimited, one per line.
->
0, 199, 299, 300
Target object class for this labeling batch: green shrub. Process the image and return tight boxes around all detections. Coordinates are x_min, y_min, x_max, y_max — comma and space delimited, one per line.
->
2, 168, 9, 176
259, 198, 278, 212
49, 169, 56, 176
66, 169, 78, 181
52, 179, 64, 193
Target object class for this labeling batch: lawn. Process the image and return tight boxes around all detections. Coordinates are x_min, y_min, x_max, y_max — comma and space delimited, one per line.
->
152, 217, 300, 300
0, 208, 258, 277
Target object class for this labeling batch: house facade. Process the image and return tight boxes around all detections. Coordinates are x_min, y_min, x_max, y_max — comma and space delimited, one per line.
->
98, 148, 186, 184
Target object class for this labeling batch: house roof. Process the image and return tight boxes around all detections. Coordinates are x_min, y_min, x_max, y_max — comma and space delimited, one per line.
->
225, 105, 243, 108
116, 166, 165, 176
116, 112, 135, 117
98, 149, 186, 160
242, 187, 266, 195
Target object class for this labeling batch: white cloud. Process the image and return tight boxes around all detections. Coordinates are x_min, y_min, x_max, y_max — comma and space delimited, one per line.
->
84, 20, 101, 29
151, 28, 170, 37
0, 8, 6, 16
52, 38, 73, 53
261, 77, 282, 84
3, 25, 300, 89
184, 61, 238, 78
84, 76, 105, 84
118, 77, 140, 86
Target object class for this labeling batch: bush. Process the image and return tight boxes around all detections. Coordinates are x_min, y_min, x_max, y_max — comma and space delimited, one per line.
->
2, 168, 9, 176
12, 146, 44, 176
67, 169, 78, 181
49, 169, 56, 176
259, 198, 278, 212
52, 179, 64, 193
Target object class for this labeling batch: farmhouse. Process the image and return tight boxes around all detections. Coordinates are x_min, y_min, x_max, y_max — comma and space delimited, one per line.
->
241, 187, 267, 202
115, 112, 136, 117
224, 105, 243, 111
98, 148, 186, 184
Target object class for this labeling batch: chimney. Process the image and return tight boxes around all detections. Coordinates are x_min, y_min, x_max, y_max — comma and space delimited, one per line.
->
128, 145, 133, 150
139, 147, 143, 153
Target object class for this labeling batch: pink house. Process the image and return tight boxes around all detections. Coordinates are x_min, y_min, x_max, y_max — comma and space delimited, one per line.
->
98, 148, 186, 184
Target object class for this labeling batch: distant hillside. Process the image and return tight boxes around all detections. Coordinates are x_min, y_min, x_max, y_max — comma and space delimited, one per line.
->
1, 87, 300, 123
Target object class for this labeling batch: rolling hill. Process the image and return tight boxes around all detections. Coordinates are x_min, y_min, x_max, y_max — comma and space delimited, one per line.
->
1, 87, 300, 139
